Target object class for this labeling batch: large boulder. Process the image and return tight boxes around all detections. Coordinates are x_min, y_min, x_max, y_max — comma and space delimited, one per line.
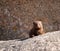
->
0, 31, 60, 51
0, 0, 60, 40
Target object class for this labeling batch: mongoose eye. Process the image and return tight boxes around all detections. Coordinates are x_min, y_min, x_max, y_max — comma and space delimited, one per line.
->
38, 23, 41, 28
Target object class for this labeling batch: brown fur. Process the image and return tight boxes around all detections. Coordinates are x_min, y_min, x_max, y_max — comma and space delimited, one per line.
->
29, 21, 45, 38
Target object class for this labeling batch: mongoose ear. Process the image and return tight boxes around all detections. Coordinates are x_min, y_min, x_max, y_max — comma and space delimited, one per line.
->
33, 22, 35, 24
33, 22, 37, 26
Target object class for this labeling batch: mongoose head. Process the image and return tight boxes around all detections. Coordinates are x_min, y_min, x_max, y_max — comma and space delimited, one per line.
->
33, 21, 43, 30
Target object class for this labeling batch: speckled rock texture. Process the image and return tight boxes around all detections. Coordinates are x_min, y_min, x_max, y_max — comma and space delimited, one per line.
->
0, 0, 60, 40
0, 31, 60, 51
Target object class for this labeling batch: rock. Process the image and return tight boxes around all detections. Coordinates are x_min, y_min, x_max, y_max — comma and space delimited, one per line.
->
0, 0, 60, 40
0, 31, 60, 51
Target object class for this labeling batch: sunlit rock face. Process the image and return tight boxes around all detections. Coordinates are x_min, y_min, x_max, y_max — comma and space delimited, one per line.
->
0, 31, 60, 51
0, 0, 60, 40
